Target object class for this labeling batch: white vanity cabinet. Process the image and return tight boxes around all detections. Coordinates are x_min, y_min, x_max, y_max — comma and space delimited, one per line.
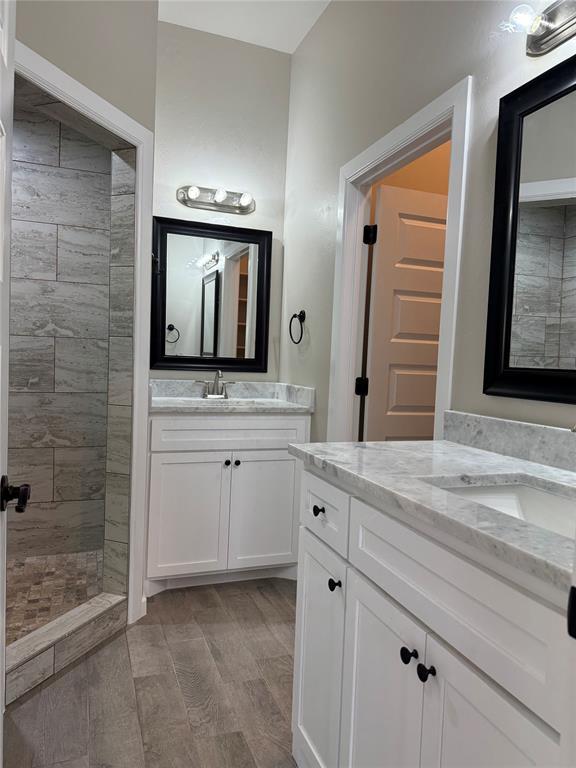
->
147, 413, 310, 579
293, 472, 567, 768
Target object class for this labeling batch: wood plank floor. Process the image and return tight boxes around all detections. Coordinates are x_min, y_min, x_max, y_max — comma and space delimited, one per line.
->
4, 578, 297, 768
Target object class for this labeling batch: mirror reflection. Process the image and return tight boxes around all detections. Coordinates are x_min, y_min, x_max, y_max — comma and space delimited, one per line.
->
510, 90, 576, 370
165, 233, 258, 359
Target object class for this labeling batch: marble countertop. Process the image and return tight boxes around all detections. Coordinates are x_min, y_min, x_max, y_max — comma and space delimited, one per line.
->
149, 380, 315, 415
289, 439, 576, 596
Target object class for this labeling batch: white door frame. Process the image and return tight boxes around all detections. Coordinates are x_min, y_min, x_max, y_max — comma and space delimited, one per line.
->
327, 77, 472, 441
15, 42, 153, 624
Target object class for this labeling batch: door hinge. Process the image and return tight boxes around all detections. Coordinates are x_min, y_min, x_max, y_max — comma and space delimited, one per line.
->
568, 586, 576, 639
355, 376, 369, 397
363, 224, 378, 246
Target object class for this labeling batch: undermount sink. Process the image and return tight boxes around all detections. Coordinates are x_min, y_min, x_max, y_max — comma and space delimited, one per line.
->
447, 483, 576, 538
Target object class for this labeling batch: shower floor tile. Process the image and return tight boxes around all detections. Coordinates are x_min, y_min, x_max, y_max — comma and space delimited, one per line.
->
6, 549, 103, 645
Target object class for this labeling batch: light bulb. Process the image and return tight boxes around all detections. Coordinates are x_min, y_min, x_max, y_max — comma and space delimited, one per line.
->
509, 4, 538, 31
187, 185, 200, 200
239, 192, 253, 208
214, 188, 228, 204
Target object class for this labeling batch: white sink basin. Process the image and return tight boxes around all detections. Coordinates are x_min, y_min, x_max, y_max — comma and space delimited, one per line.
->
448, 484, 576, 538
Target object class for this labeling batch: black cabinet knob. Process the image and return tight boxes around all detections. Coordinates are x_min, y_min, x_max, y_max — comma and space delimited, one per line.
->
328, 578, 342, 592
417, 663, 436, 683
234, 460, 241, 467
312, 504, 326, 517
224, 460, 231, 467
400, 646, 419, 665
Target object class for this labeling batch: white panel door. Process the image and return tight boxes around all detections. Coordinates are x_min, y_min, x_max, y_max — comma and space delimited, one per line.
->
366, 186, 447, 441
340, 570, 426, 768
147, 451, 231, 577
293, 528, 347, 768
0, 0, 14, 750
228, 449, 297, 569
421, 636, 562, 768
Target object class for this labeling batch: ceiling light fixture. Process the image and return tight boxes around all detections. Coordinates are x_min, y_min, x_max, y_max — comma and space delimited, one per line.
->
176, 184, 256, 215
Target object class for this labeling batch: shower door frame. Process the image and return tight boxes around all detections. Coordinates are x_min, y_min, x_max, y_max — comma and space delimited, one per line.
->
15, 42, 153, 624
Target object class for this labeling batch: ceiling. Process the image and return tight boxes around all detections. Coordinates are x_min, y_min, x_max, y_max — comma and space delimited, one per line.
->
158, 0, 331, 54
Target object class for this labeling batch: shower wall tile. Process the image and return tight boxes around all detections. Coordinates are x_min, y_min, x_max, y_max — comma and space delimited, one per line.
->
563, 236, 576, 279
13, 107, 60, 166
54, 338, 109, 392
111, 149, 136, 196
562, 277, 576, 316
54, 447, 106, 501
8, 448, 54, 503
108, 337, 133, 406
566, 206, 576, 238
7, 500, 105, 556
11, 220, 57, 280
515, 234, 549, 277
514, 275, 561, 317
106, 406, 132, 475
11, 279, 109, 338
59, 125, 112, 174
550, 238, 564, 278
104, 473, 129, 544
12, 161, 111, 229
102, 539, 128, 594
518, 204, 565, 238
9, 336, 55, 392
509, 315, 545, 356
57, 226, 110, 285
109, 267, 134, 336
9, 393, 107, 449
110, 195, 135, 266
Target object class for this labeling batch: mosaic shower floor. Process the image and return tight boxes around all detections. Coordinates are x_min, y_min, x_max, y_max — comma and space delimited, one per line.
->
6, 550, 103, 645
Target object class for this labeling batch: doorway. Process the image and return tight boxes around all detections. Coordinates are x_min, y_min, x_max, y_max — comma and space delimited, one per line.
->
361, 142, 451, 441
327, 77, 472, 442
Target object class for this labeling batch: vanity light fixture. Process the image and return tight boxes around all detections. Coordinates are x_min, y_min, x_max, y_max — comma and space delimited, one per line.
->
516, 0, 576, 55
197, 250, 220, 270
176, 184, 256, 215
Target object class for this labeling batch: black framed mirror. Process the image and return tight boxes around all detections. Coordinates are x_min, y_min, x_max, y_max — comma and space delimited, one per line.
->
484, 55, 576, 404
151, 217, 272, 371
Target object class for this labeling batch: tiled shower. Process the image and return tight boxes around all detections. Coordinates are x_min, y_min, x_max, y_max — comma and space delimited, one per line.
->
6, 76, 135, 644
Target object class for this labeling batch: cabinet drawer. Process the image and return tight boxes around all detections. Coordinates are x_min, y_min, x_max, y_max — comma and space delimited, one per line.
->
150, 415, 307, 452
349, 498, 565, 731
300, 472, 350, 557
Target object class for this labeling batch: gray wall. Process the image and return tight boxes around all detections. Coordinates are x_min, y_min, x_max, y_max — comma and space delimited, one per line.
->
281, 1, 576, 440
8, 79, 135, 595
16, 0, 158, 131
153, 23, 291, 381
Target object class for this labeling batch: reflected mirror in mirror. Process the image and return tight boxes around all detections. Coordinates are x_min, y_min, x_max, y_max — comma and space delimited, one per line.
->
151, 218, 272, 372
510, 89, 576, 371
165, 233, 257, 359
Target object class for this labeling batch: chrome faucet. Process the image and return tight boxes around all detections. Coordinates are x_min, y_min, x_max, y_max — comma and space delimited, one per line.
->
203, 370, 226, 398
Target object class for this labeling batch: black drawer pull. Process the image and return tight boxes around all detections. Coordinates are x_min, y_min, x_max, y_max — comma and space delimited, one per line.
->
224, 460, 231, 467
234, 460, 241, 467
417, 663, 436, 683
400, 647, 418, 665
312, 504, 325, 517
328, 578, 342, 592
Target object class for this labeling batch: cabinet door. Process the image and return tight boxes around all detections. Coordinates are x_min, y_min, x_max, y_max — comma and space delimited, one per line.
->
340, 569, 426, 768
228, 449, 298, 569
293, 528, 347, 768
147, 451, 231, 577
421, 636, 562, 768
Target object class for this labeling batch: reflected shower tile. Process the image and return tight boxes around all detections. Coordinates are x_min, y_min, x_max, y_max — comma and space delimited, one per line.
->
60, 124, 111, 174
57, 226, 110, 285
105, 473, 130, 544
517, 204, 565, 238
9, 336, 55, 392
111, 149, 136, 195
13, 106, 59, 165
560, 316, 576, 358
509, 315, 545, 356
515, 233, 549, 277
515, 275, 561, 316
54, 447, 106, 501
514, 356, 561, 368
103, 540, 128, 594
8, 392, 107, 448
109, 267, 134, 336
110, 195, 135, 266
549, 238, 564, 278
10, 279, 109, 338
8, 448, 54, 502
12, 161, 111, 229
560, 357, 576, 369
11, 220, 57, 280
563, 237, 576, 279
565, 205, 576, 238
108, 337, 133, 406
55, 338, 108, 392
106, 405, 132, 475
562, 277, 576, 316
